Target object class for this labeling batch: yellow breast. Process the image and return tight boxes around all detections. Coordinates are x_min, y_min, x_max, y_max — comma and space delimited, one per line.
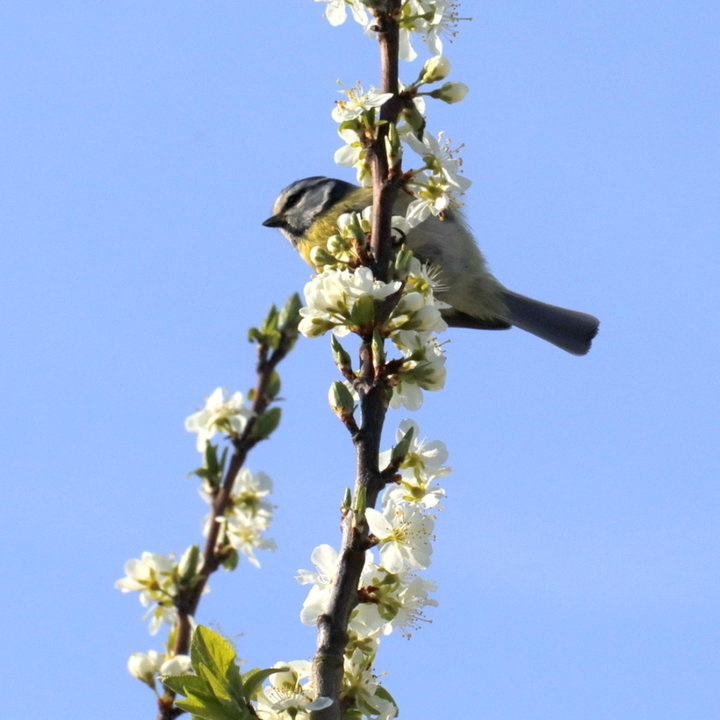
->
296, 186, 374, 268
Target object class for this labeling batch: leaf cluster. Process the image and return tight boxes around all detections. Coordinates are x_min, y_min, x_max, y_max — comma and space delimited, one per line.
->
162, 626, 284, 720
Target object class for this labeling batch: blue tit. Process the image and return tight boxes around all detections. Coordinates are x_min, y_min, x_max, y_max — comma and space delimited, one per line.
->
263, 176, 599, 355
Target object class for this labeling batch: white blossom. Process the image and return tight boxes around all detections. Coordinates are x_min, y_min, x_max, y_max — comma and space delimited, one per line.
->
315, 0, 368, 27
256, 660, 332, 717
298, 544, 375, 626
332, 86, 393, 124
380, 419, 449, 508
115, 552, 180, 634
299, 268, 401, 338
388, 331, 447, 409
297, 544, 339, 626
366, 500, 434, 573
127, 650, 163, 685
392, 575, 439, 637
222, 513, 277, 568
185, 387, 253, 452
351, 565, 438, 639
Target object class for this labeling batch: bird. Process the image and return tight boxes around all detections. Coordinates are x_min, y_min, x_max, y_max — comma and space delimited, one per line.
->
263, 176, 599, 355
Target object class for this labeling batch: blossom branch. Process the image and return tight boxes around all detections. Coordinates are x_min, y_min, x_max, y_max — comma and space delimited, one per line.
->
311, 4, 404, 719
153, 300, 301, 720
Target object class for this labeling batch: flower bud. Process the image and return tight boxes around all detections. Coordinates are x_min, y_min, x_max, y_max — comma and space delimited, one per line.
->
331, 335, 353, 373
429, 81, 469, 104
128, 651, 162, 687
310, 245, 339, 269
178, 544, 200, 585
328, 381, 356, 419
420, 55, 451, 84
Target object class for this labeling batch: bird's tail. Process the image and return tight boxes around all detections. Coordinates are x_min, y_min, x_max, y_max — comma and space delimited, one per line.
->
500, 290, 599, 356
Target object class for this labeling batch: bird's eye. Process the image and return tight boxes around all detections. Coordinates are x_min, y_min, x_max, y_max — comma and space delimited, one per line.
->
283, 191, 303, 211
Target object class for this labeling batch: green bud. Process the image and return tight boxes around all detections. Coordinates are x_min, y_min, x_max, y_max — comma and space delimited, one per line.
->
328, 381, 355, 419
384, 123, 402, 167
394, 248, 414, 278
310, 245, 339, 269
303, 317, 336, 337
252, 406, 282, 440
247, 327, 264, 344
341, 487, 352, 512
261, 305, 279, 335
402, 104, 426, 141
278, 293, 302, 332
249, 303, 282, 348
188, 443, 227, 488
331, 335, 353, 374
178, 544, 200, 584
346, 213, 368, 245
428, 81, 469, 104
354, 486, 367, 514
371, 330, 385, 371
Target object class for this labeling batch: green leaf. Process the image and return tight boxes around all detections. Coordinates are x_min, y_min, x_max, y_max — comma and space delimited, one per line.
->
175, 692, 252, 720
191, 626, 237, 686
265, 369, 281, 399
222, 548, 239, 571
162, 673, 208, 698
163, 627, 285, 720
390, 425, 415, 467
241, 666, 288, 700
261, 305, 279, 335
251, 406, 282, 440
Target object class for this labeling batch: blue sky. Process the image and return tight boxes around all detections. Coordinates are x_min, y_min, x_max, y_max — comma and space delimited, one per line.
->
2, 2, 719, 718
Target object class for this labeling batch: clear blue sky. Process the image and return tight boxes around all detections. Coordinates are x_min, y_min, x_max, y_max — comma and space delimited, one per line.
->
2, 2, 719, 718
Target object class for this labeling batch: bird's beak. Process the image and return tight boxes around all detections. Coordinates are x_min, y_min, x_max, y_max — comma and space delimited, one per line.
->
262, 214, 283, 228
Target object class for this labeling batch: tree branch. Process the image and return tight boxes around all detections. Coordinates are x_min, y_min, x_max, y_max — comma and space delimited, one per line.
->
311, 3, 403, 718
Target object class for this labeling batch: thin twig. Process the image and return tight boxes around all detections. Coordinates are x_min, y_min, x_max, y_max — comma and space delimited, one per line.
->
156, 335, 295, 720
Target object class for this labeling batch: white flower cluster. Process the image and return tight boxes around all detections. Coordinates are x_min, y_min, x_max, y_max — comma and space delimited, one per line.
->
316, 0, 461, 61
184, 386, 253, 452
127, 650, 192, 689
254, 661, 333, 718
117, 391, 278, 687
299, 208, 448, 409
201, 466, 277, 568
328, 6, 471, 220
403, 130, 471, 227
288, 419, 449, 719
299, 266, 401, 338
115, 552, 181, 635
